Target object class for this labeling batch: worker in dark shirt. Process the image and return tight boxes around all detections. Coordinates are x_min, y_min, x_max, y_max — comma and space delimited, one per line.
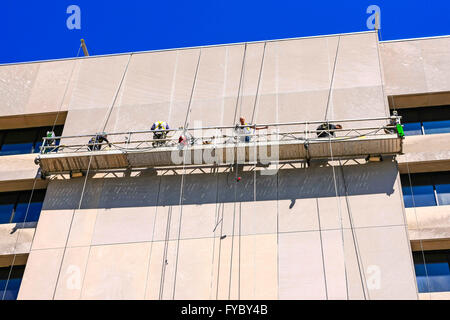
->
316, 123, 342, 138
88, 133, 111, 151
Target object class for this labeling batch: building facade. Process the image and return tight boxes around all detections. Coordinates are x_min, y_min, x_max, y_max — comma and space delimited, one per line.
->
0, 30, 448, 300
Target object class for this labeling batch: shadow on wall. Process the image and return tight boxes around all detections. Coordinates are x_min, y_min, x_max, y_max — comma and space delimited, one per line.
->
42, 160, 398, 211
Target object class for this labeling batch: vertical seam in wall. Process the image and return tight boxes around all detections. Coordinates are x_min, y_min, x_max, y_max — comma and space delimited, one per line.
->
101, 54, 133, 132
167, 51, 179, 125
143, 175, 163, 300
395, 160, 420, 299
316, 197, 329, 300
375, 32, 390, 117
75, 177, 105, 300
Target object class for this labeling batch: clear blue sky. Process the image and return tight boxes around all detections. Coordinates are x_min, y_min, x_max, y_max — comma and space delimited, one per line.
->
1, 0, 449, 64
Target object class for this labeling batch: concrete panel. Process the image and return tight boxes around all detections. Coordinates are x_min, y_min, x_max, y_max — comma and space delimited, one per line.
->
31, 209, 74, 250
54, 246, 90, 300
420, 37, 450, 92
0, 154, 39, 186
354, 226, 418, 300
278, 231, 327, 299
42, 177, 104, 211
320, 229, 348, 299
144, 240, 165, 300
398, 133, 450, 173
278, 198, 319, 233
0, 222, 36, 256
91, 206, 156, 245
0, 63, 40, 116
240, 200, 277, 236
340, 161, 406, 228
321, 229, 366, 300
26, 60, 78, 114
419, 291, 450, 300
17, 248, 64, 300
380, 41, 427, 95
213, 234, 240, 299
81, 242, 151, 299
67, 209, 98, 247
406, 205, 450, 241
239, 234, 278, 300
334, 32, 382, 89
173, 238, 215, 299
69, 55, 131, 111
158, 239, 179, 300
381, 36, 450, 96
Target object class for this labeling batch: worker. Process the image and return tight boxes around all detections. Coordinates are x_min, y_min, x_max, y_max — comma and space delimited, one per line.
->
151, 121, 170, 147
385, 111, 400, 134
316, 123, 342, 138
42, 131, 56, 153
235, 117, 268, 142
87, 133, 111, 151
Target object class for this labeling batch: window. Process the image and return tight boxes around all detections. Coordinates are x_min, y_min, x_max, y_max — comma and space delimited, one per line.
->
401, 172, 450, 208
394, 105, 450, 136
0, 125, 63, 156
0, 189, 46, 224
413, 250, 450, 293
0, 265, 25, 300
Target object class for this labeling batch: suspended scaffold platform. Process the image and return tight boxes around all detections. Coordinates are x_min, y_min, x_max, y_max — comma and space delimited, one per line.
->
35, 117, 404, 176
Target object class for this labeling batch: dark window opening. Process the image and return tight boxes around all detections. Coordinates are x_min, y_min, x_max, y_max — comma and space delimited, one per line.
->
400, 172, 450, 208
0, 125, 63, 156
0, 265, 25, 300
0, 189, 46, 224
413, 250, 450, 293
393, 105, 450, 136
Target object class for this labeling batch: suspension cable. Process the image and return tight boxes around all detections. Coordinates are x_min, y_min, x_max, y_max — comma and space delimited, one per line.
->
51, 53, 133, 299
378, 22, 427, 296
1, 177, 38, 300
251, 42, 267, 124
52, 44, 82, 132
172, 48, 202, 300
143, 175, 162, 299
2, 44, 83, 300
338, 161, 369, 299
324, 35, 350, 300
233, 43, 248, 125
324, 36, 341, 121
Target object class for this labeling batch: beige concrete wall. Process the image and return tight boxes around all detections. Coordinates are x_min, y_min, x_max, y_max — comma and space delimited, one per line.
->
380, 36, 450, 97
0, 222, 36, 257
397, 133, 450, 173
0, 31, 421, 300
18, 160, 417, 300
419, 291, 450, 300
406, 205, 450, 242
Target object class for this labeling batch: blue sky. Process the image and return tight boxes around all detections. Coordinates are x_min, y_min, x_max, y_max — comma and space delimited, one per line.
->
1, 1, 449, 64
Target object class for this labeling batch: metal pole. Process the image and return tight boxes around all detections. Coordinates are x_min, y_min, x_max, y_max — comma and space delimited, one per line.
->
81, 39, 89, 57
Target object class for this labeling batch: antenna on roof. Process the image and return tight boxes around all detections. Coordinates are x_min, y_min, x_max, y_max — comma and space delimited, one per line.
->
375, 12, 381, 31
80, 39, 89, 56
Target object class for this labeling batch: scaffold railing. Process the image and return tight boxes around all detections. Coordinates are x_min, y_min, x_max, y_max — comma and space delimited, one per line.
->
35, 116, 404, 175
38, 116, 402, 154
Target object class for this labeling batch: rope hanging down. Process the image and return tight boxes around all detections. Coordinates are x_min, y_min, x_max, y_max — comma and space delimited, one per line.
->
324, 35, 350, 300
51, 53, 133, 299
171, 48, 202, 300
1, 44, 83, 301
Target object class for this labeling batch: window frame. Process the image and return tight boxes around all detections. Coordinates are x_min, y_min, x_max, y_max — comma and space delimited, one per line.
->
401, 172, 450, 208
0, 125, 64, 156
0, 189, 46, 224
